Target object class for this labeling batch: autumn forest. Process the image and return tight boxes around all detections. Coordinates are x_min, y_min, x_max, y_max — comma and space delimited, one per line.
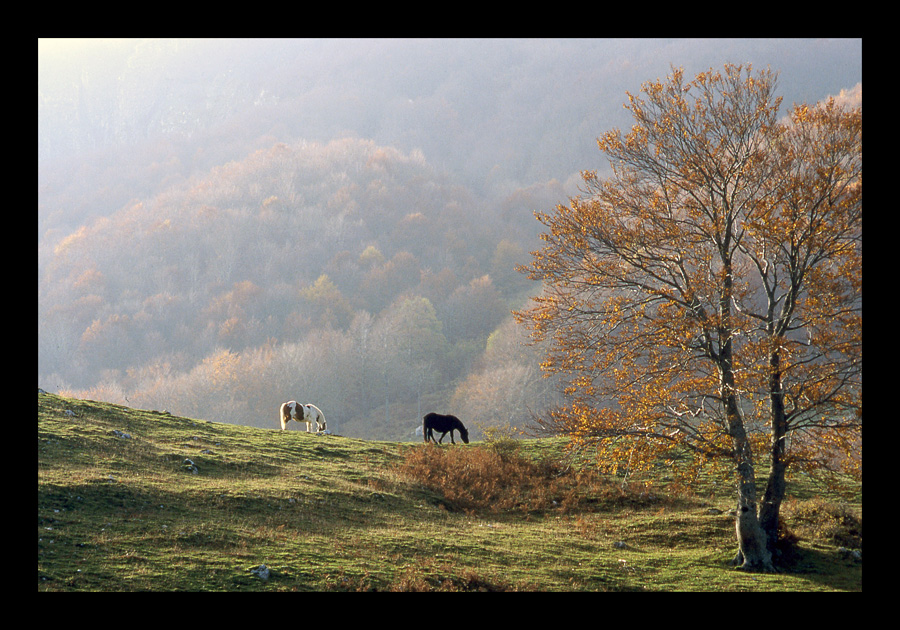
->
40, 134, 568, 439
38, 39, 862, 442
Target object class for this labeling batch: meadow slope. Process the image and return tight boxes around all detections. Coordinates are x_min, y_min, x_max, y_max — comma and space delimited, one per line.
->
38, 392, 861, 591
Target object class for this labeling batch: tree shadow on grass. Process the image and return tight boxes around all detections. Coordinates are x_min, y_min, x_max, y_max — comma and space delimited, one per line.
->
775, 544, 862, 591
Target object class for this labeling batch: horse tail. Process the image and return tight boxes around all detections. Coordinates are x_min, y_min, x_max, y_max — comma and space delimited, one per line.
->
279, 402, 289, 430
423, 414, 432, 443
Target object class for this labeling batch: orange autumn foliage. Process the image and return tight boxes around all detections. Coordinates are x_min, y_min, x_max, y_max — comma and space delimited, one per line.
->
515, 65, 860, 569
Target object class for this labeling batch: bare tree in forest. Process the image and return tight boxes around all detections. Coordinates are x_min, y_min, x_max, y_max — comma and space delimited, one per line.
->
516, 65, 861, 571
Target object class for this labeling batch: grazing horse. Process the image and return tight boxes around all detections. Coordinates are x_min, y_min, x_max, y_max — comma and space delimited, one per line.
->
280, 401, 327, 433
423, 412, 469, 444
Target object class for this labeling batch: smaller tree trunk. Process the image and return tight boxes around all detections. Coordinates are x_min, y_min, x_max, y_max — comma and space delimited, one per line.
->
757, 350, 789, 559
758, 457, 787, 557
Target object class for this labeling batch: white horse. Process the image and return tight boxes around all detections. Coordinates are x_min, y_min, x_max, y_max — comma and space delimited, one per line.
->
279, 401, 327, 433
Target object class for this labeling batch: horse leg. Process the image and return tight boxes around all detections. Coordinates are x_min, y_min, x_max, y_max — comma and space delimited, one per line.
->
449, 430, 456, 444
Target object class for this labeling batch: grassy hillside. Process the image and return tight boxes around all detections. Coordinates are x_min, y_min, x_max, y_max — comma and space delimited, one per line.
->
38, 392, 861, 591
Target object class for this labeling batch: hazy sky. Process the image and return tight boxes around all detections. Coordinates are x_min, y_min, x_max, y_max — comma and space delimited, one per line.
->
38, 37, 862, 211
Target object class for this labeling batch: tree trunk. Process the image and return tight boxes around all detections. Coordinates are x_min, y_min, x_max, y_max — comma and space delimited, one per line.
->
757, 353, 788, 559
758, 452, 786, 558
719, 330, 774, 572
732, 494, 773, 571
725, 397, 774, 572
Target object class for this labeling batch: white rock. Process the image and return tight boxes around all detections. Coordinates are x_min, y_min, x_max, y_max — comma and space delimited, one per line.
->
252, 564, 271, 580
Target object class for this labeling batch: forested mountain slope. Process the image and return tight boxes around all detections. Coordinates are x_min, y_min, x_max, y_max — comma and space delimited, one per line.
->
39, 137, 562, 439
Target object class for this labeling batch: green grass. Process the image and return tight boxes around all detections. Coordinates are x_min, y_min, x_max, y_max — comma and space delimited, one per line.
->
38, 392, 861, 591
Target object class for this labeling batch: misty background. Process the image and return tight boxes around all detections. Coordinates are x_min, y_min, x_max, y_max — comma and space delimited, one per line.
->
38, 38, 863, 440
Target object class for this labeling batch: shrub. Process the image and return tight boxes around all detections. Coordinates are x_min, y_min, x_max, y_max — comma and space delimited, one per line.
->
783, 497, 862, 549
480, 423, 522, 461
395, 443, 664, 515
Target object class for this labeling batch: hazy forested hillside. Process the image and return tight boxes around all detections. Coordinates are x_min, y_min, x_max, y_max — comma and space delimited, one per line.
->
39, 135, 562, 438
38, 38, 862, 439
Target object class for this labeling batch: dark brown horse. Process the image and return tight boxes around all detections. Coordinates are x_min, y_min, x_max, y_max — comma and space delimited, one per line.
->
423, 412, 469, 444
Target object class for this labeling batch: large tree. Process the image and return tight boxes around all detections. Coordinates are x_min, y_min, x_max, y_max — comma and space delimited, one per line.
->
516, 65, 861, 571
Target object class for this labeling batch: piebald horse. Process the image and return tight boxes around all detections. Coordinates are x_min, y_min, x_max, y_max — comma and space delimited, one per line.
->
423, 412, 469, 444
280, 401, 327, 433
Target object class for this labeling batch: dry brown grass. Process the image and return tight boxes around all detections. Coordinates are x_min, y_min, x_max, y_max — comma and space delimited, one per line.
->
395, 442, 675, 516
